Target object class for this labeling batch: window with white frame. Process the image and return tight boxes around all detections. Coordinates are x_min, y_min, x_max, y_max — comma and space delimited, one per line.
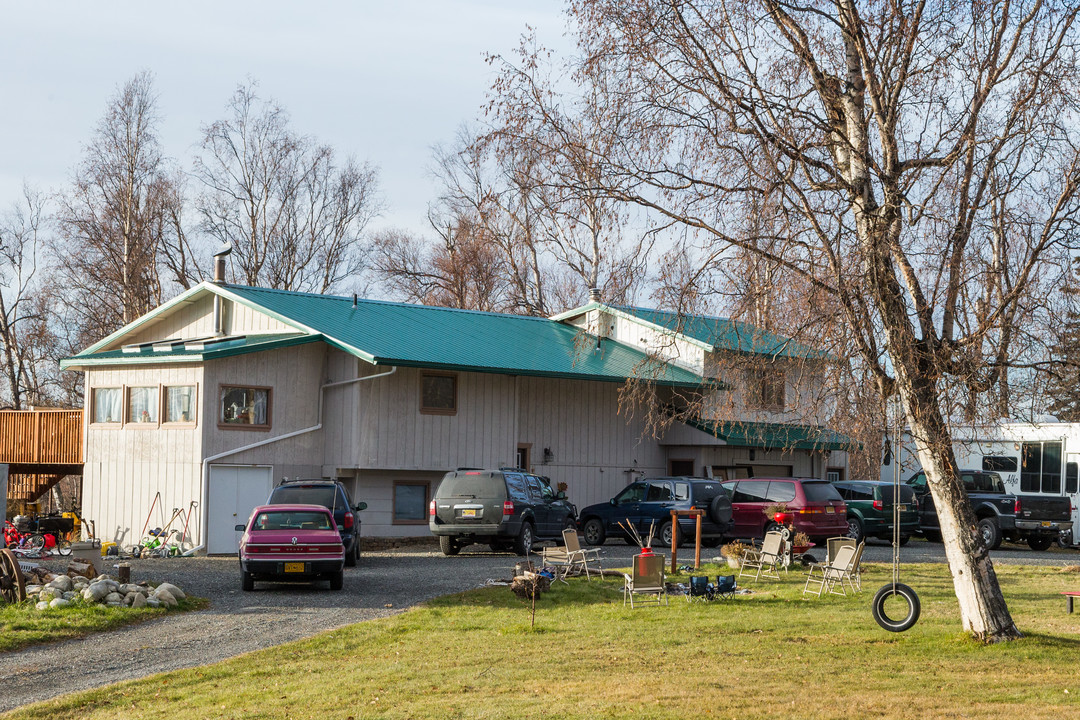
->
393, 481, 429, 523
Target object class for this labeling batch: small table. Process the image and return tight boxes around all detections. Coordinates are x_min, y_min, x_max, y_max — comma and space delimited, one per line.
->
1063, 591, 1080, 613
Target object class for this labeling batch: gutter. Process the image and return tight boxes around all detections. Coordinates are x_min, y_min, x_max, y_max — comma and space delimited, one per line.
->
184, 365, 397, 555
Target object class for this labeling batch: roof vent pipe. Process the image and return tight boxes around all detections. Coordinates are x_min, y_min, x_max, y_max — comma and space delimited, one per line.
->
588, 287, 601, 303
352, 293, 357, 308
212, 242, 232, 335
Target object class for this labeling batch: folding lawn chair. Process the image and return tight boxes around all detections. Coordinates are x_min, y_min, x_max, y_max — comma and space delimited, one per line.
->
623, 553, 668, 608
540, 528, 603, 582
713, 574, 737, 600
685, 575, 711, 602
739, 530, 785, 581
802, 544, 857, 597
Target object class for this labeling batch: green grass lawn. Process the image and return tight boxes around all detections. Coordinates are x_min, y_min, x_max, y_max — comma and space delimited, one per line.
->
0, 596, 208, 653
4, 562, 1079, 720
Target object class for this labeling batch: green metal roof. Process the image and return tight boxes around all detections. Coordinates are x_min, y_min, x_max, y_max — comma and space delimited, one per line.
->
685, 418, 855, 451
614, 306, 826, 359
63, 283, 707, 387
60, 333, 318, 369
216, 285, 705, 386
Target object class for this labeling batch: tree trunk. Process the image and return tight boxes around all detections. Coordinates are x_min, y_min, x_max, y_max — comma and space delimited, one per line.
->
894, 351, 1022, 642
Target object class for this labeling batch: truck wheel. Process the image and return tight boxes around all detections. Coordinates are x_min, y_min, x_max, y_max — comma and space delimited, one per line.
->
582, 518, 606, 546
330, 570, 344, 591
978, 518, 1002, 550
922, 530, 942, 543
242, 571, 254, 592
872, 583, 920, 632
513, 522, 535, 556
345, 542, 358, 567
1027, 535, 1054, 552
897, 535, 911, 547
439, 536, 461, 556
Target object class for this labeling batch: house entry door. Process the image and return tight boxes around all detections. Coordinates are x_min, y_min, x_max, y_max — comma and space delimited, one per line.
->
207, 465, 273, 554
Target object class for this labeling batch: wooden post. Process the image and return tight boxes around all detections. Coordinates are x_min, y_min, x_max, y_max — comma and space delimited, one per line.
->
670, 508, 706, 574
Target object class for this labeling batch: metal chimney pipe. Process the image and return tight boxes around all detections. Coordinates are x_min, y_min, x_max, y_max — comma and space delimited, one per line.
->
588, 287, 601, 303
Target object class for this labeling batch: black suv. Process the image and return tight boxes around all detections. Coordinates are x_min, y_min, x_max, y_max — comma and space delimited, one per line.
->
429, 468, 578, 556
577, 477, 734, 548
266, 479, 367, 566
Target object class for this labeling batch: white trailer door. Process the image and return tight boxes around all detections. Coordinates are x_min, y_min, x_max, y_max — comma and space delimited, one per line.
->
1067, 454, 1080, 546
207, 465, 273, 554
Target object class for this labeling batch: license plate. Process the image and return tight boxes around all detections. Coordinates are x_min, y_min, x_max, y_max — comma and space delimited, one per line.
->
284, 562, 305, 573
826, 506, 835, 513
897, 505, 908, 512
1042, 521, 1052, 527
461, 509, 477, 518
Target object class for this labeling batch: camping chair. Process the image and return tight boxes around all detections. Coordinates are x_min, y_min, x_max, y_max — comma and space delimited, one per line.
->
713, 574, 737, 600
842, 540, 866, 593
802, 544, 857, 597
623, 553, 668, 608
740, 530, 785, 581
540, 529, 602, 581
686, 575, 711, 602
826, 536, 855, 565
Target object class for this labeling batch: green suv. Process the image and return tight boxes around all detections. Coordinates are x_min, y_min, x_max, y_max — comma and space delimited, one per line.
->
429, 468, 578, 556
832, 480, 919, 545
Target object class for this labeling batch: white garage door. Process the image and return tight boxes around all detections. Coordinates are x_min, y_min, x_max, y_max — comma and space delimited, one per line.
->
207, 465, 273, 554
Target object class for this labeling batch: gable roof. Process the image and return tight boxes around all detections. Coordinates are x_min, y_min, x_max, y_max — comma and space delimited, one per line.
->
551, 302, 825, 359
61, 283, 707, 387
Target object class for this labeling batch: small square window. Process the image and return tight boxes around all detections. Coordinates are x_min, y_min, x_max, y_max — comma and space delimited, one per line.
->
749, 368, 785, 411
92, 387, 122, 424
394, 482, 429, 524
220, 386, 270, 428
164, 385, 197, 424
127, 387, 159, 424
421, 373, 456, 414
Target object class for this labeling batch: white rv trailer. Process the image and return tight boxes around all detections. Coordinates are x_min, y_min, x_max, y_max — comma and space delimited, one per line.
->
881, 422, 1080, 546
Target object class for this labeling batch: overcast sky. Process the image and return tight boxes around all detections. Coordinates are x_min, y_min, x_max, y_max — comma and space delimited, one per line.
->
0, 0, 571, 236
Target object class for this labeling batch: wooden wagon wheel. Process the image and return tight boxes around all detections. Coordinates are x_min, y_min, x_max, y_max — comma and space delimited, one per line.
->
0, 548, 26, 603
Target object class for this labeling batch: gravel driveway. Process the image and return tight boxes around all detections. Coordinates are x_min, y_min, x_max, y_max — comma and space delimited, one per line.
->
1, 538, 1073, 713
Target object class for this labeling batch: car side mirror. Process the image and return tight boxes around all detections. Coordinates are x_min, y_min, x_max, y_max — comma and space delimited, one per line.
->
610, 498, 617, 505
354, 502, 367, 512
234, 524, 245, 532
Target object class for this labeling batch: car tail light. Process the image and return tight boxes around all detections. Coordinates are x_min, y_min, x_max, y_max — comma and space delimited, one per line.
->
343, 512, 354, 529
429, 500, 436, 517
503, 501, 515, 518
872, 500, 883, 511
1014, 498, 1022, 514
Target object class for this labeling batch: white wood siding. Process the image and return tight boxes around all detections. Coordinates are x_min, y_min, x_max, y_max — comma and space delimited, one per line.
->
82, 364, 204, 547
114, 294, 296, 350
515, 376, 668, 508
201, 343, 327, 478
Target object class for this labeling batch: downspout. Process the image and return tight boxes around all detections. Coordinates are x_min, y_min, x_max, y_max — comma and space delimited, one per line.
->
184, 365, 397, 555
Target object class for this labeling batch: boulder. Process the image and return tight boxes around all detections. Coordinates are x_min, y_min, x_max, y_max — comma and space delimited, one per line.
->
123, 592, 139, 606
104, 592, 123, 604
38, 587, 58, 603
84, 583, 112, 602
35, 601, 49, 610
153, 589, 178, 607
120, 584, 146, 596
49, 598, 70, 609
155, 582, 186, 600
145, 597, 162, 608
48, 575, 74, 592
63, 591, 78, 601
131, 592, 147, 609
24, 584, 42, 596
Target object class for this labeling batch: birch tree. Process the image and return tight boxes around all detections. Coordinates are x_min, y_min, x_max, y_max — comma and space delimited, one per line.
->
194, 83, 381, 293
528, 0, 1080, 641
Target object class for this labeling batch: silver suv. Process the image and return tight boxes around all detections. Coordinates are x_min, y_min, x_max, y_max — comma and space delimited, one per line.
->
429, 468, 577, 556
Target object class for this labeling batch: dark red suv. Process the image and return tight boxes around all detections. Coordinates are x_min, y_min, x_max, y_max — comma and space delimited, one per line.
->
719, 478, 847, 542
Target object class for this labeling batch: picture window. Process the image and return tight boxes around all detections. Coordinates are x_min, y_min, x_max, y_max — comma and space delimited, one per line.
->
394, 481, 429, 524
220, 386, 270, 427
420, 373, 456, 414
92, 387, 122, 424
164, 385, 197, 424
127, 386, 159, 424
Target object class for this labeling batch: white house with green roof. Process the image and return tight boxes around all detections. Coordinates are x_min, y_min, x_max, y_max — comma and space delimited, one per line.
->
61, 281, 851, 554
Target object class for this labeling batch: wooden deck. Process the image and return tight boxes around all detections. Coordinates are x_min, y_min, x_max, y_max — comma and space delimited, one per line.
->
1, 409, 84, 505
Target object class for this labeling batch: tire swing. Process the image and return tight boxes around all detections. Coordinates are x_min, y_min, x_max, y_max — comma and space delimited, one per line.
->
872, 405, 920, 633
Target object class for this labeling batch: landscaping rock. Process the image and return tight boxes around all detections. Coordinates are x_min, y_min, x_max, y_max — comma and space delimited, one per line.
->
83, 583, 111, 602
155, 582, 185, 599
104, 592, 123, 604
120, 584, 146, 596
131, 592, 147, 609
62, 591, 78, 601
48, 598, 70, 609
152, 589, 178, 607
48, 575, 74, 592
145, 597, 162, 608
35, 601, 48, 610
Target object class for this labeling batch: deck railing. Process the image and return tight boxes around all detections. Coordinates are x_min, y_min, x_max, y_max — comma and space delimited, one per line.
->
0, 409, 84, 465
